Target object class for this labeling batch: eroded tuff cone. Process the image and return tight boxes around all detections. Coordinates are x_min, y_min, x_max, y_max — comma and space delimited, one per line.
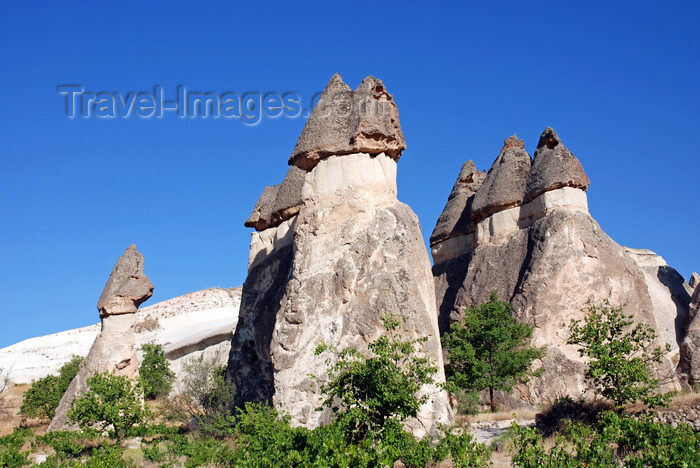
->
289, 74, 406, 171
49, 245, 153, 431
430, 160, 486, 246
432, 131, 687, 407
244, 166, 305, 231
524, 127, 590, 203
230, 75, 450, 437
471, 134, 531, 221
97, 244, 154, 316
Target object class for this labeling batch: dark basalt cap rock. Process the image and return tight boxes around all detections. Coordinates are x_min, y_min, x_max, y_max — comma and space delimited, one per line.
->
245, 166, 305, 231
97, 244, 153, 315
524, 127, 590, 203
289, 74, 406, 171
430, 160, 486, 245
471, 134, 532, 221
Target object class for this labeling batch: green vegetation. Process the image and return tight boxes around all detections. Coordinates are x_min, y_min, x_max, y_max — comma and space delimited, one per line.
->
442, 291, 545, 412
568, 300, 671, 411
68, 372, 149, 440
5, 299, 697, 466
163, 353, 236, 436
316, 313, 437, 441
138, 343, 175, 400
19, 355, 83, 420
511, 411, 700, 467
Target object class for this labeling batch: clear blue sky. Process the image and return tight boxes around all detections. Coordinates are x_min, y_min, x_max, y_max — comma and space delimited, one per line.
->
1, 1, 698, 348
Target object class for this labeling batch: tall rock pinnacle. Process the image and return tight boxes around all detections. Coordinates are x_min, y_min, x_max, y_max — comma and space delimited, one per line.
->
431, 128, 689, 407
49, 245, 153, 431
289, 74, 406, 171
229, 74, 450, 436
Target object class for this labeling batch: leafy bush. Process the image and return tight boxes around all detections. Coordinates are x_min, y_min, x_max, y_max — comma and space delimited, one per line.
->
20, 355, 84, 420
36, 430, 86, 458
68, 372, 149, 440
316, 313, 438, 442
443, 291, 545, 412
164, 353, 236, 436
568, 300, 671, 411
511, 411, 700, 467
0, 427, 31, 468
139, 343, 175, 400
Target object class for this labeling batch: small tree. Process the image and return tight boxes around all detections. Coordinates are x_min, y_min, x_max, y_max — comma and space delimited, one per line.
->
568, 300, 671, 412
139, 343, 175, 400
20, 355, 84, 420
315, 313, 438, 441
442, 291, 545, 412
68, 372, 148, 440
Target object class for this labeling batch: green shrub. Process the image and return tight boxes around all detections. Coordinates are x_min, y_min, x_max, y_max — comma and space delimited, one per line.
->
68, 372, 148, 440
84, 443, 132, 468
0, 427, 32, 468
511, 411, 700, 467
36, 430, 85, 458
20, 355, 84, 420
568, 300, 671, 411
443, 291, 545, 412
316, 313, 438, 442
164, 354, 236, 436
139, 343, 175, 400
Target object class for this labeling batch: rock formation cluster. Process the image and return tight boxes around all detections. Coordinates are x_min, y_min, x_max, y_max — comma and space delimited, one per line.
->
49, 244, 153, 431
431, 128, 692, 405
680, 273, 700, 384
228, 74, 451, 435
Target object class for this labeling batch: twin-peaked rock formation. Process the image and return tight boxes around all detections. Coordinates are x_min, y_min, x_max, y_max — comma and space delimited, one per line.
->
228, 75, 451, 435
49, 245, 153, 431
431, 129, 692, 404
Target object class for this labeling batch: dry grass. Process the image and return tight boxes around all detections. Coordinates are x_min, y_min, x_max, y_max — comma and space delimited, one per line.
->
133, 317, 161, 333
0, 383, 34, 436
467, 407, 539, 423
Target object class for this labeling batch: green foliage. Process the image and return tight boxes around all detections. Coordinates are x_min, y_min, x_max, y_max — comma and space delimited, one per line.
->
83, 443, 132, 468
20, 355, 84, 420
568, 300, 671, 411
316, 313, 438, 442
0, 427, 31, 468
443, 291, 545, 412
511, 411, 700, 467
36, 430, 86, 458
139, 343, 175, 400
68, 372, 148, 440
164, 354, 236, 436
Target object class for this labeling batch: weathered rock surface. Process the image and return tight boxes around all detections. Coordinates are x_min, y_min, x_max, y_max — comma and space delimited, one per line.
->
244, 166, 305, 232
524, 127, 590, 203
430, 160, 486, 246
680, 274, 700, 384
432, 129, 687, 405
229, 75, 450, 436
49, 245, 153, 431
470, 135, 531, 222
289, 74, 406, 171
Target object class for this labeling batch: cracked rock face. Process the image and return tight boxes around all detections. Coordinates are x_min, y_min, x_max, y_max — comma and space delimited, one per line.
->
470, 135, 531, 222
680, 274, 700, 384
229, 75, 450, 436
49, 245, 153, 432
431, 129, 688, 406
288, 74, 406, 171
